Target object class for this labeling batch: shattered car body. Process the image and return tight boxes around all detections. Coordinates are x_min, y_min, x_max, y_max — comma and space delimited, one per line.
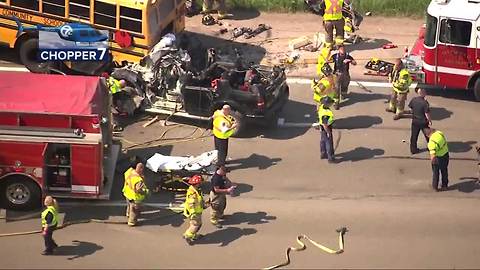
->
111, 34, 289, 135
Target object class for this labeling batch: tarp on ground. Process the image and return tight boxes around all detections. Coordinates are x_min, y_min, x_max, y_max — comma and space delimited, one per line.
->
0, 72, 107, 116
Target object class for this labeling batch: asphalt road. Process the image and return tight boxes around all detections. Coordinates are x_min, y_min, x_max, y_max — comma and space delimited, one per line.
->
1, 58, 480, 268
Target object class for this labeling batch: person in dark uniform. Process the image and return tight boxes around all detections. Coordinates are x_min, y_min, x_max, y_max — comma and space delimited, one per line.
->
408, 87, 432, 154
331, 45, 356, 109
209, 166, 236, 228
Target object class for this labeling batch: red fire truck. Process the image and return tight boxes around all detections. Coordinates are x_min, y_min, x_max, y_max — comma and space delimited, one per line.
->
0, 72, 119, 210
406, 0, 480, 100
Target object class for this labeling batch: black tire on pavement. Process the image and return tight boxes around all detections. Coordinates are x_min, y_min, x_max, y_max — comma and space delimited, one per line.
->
0, 176, 42, 211
474, 78, 480, 102
19, 38, 52, 73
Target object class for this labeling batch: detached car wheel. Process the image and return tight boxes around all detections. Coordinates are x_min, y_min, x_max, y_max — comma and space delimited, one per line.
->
1, 176, 41, 210
230, 110, 245, 137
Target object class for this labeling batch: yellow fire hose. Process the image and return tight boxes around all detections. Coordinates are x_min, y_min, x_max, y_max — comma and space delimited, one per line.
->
264, 227, 348, 270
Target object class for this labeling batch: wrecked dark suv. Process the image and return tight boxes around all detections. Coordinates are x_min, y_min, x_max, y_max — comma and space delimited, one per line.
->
111, 39, 289, 135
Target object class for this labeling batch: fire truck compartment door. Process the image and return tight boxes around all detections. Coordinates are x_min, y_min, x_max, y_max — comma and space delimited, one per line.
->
71, 144, 101, 195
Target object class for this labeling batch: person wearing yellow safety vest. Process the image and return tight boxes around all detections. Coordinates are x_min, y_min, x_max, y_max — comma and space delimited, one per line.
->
212, 105, 237, 167
386, 59, 413, 120
123, 163, 149, 226
426, 128, 449, 192
316, 46, 332, 76
319, 0, 346, 48
41, 196, 59, 255
104, 75, 126, 132
313, 59, 339, 110
106, 77, 126, 95
317, 96, 336, 163
183, 175, 207, 245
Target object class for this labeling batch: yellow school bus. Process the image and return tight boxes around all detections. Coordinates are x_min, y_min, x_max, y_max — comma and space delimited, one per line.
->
0, 0, 186, 74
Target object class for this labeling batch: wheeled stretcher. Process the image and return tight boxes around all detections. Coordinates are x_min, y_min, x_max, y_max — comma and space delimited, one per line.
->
146, 150, 218, 191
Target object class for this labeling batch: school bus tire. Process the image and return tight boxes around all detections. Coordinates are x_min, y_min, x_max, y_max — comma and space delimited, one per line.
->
474, 78, 480, 102
0, 175, 42, 211
19, 38, 52, 74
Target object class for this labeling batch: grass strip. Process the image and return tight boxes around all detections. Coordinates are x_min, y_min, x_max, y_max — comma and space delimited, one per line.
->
224, 0, 429, 17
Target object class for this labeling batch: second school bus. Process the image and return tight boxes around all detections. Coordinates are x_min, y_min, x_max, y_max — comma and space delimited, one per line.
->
0, 0, 186, 74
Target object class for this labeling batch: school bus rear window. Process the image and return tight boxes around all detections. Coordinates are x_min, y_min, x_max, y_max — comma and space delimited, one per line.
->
69, 0, 90, 20
94, 1, 116, 28
120, 6, 142, 33
43, 0, 66, 17
11, 0, 39, 11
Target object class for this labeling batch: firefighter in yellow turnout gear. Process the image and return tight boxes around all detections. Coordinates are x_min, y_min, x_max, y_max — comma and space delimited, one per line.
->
123, 163, 149, 226
106, 77, 126, 94
313, 47, 339, 109
319, 0, 345, 49
386, 59, 413, 120
183, 175, 207, 245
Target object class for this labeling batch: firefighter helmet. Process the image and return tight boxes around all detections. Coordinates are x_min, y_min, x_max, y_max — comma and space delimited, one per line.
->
188, 175, 203, 185
202, 14, 215, 26
321, 63, 333, 77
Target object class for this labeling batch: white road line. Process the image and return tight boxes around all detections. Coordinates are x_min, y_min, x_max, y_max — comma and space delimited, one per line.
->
0, 65, 417, 89
0, 66, 29, 72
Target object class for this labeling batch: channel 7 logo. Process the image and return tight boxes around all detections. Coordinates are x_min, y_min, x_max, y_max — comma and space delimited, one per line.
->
14, 17, 109, 62
39, 24, 109, 61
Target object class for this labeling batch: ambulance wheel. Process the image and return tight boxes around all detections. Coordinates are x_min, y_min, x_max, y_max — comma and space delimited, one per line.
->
0, 176, 41, 210
474, 78, 480, 102
230, 110, 245, 137
19, 38, 52, 73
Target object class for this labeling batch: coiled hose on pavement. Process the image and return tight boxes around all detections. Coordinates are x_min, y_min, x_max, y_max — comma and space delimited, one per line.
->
264, 227, 348, 270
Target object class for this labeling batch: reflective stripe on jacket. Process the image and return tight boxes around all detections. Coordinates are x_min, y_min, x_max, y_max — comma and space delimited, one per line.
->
428, 131, 449, 157
122, 168, 147, 202
318, 104, 334, 126
212, 110, 234, 139
108, 77, 121, 94
391, 68, 412, 93
312, 78, 337, 103
41, 206, 58, 228
324, 0, 344, 21
312, 79, 331, 104
183, 185, 204, 218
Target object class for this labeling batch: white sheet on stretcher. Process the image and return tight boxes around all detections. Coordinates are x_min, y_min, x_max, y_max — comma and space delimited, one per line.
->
146, 150, 218, 173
